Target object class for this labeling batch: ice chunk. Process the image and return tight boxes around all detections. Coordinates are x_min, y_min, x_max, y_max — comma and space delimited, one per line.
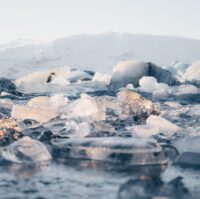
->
156, 82, 169, 91
64, 120, 91, 138
174, 136, 200, 168
0, 136, 52, 164
164, 101, 182, 108
0, 78, 16, 93
92, 72, 111, 85
174, 136, 200, 153
169, 84, 199, 96
50, 77, 70, 86
117, 90, 159, 123
139, 76, 169, 93
62, 94, 106, 121
61, 120, 115, 138
14, 67, 70, 93
12, 94, 68, 123
173, 62, 189, 81
146, 115, 180, 136
126, 125, 159, 138
67, 69, 93, 82
183, 61, 200, 86
164, 62, 189, 81
139, 76, 157, 92
0, 99, 14, 109
125, 84, 134, 90
110, 60, 148, 89
110, 60, 178, 90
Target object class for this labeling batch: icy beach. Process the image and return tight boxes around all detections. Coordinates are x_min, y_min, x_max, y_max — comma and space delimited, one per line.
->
0, 58, 199, 198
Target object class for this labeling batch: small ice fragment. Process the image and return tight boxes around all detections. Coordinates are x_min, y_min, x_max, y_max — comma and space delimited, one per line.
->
126, 124, 159, 138
146, 115, 180, 136
139, 76, 157, 93
125, 84, 134, 90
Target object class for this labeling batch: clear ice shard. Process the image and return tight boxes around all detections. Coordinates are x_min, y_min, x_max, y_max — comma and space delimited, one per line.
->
62, 93, 106, 121
0, 136, 52, 164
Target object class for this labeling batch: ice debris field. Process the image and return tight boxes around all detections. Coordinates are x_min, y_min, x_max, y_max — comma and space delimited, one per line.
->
0, 59, 200, 199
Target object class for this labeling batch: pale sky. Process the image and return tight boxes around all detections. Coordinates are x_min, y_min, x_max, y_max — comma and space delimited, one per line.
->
0, 0, 200, 43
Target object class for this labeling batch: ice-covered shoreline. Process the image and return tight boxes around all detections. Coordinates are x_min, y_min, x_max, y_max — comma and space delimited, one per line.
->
0, 59, 200, 198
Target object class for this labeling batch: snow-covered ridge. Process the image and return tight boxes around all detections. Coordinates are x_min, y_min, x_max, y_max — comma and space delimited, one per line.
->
1, 32, 200, 78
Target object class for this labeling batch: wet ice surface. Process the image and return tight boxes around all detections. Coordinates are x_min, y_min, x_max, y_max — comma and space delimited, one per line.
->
0, 64, 200, 199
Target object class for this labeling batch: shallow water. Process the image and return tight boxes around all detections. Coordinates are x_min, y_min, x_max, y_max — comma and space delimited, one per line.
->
0, 83, 200, 199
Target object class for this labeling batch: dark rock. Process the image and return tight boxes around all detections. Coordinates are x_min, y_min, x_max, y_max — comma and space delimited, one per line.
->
0, 78, 16, 93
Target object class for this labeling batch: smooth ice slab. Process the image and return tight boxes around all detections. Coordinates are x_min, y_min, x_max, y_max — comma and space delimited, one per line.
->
52, 137, 167, 165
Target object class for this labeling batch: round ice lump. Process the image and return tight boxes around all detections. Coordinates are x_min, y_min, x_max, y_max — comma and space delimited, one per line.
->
0, 136, 52, 164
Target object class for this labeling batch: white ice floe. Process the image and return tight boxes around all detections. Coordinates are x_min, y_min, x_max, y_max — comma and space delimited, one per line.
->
11, 94, 68, 123
146, 115, 180, 137
0, 136, 52, 164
